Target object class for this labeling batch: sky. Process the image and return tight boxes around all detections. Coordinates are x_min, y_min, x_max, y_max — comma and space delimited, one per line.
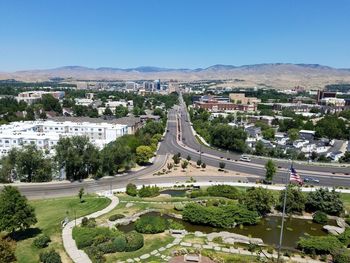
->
0, 0, 350, 71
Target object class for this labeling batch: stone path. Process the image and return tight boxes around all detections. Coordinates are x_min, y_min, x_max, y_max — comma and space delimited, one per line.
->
62, 192, 119, 263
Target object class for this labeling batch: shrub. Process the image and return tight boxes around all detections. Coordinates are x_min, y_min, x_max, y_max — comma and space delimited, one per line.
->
113, 235, 127, 252
85, 246, 105, 263
338, 228, 350, 247
97, 241, 119, 254
126, 183, 138, 196
33, 234, 51, 248
125, 231, 144, 252
333, 248, 350, 263
207, 185, 239, 199
138, 185, 160, 198
312, 211, 328, 225
167, 219, 184, 230
182, 203, 259, 228
135, 216, 167, 234
108, 214, 125, 221
188, 189, 207, 198
72, 227, 118, 249
39, 250, 62, 263
81, 217, 96, 228
297, 235, 343, 255
92, 235, 110, 246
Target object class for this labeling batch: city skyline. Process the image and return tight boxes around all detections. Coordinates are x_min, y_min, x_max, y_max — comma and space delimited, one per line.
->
0, 0, 350, 71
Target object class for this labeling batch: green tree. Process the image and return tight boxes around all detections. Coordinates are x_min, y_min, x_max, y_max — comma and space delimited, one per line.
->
264, 160, 276, 182
315, 115, 348, 139
26, 106, 35, 120
201, 162, 206, 169
340, 152, 350, 163
209, 124, 247, 153
181, 160, 189, 170
305, 188, 344, 216
100, 140, 133, 175
262, 128, 275, 140
13, 145, 52, 182
135, 145, 153, 165
277, 185, 306, 214
240, 187, 275, 215
41, 94, 62, 114
173, 154, 181, 165
219, 162, 226, 170
39, 249, 62, 263
55, 136, 100, 181
0, 186, 37, 233
115, 105, 128, 118
103, 106, 113, 116
141, 121, 164, 137
78, 188, 84, 203
288, 129, 299, 142
254, 140, 266, 156
126, 183, 138, 197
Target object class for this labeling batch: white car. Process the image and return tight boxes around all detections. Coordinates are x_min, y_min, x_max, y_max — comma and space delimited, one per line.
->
240, 155, 251, 162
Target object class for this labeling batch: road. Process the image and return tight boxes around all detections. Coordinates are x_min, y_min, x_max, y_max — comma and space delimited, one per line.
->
2, 96, 350, 199
163, 94, 350, 187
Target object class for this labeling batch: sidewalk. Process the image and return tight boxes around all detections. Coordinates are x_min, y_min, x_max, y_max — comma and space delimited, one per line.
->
62, 192, 119, 263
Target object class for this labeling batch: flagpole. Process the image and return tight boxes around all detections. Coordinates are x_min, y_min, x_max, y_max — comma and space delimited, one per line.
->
277, 160, 292, 262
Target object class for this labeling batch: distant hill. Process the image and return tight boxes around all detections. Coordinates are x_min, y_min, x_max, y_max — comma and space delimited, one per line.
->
1, 63, 350, 89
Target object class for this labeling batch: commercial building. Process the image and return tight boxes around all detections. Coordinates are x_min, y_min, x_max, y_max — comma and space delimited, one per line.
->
16, 91, 65, 105
0, 119, 128, 156
229, 93, 261, 105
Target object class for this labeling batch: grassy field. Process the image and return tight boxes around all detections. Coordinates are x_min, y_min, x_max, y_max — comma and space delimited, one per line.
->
15, 195, 111, 263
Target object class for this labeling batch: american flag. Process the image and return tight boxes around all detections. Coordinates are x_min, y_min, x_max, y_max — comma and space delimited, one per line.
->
290, 167, 303, 184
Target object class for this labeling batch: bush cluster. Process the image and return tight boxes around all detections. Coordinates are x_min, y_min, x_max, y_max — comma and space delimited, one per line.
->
135, 216, 167, 234
125, 231, 144, 252
312, 211, 328, 225
182, 203, 259, 228
39, 250, 62, 263
81, 217, 97, 228
33, 234, 51, 248
125, 183, 160, 198
297, 235, 343, 255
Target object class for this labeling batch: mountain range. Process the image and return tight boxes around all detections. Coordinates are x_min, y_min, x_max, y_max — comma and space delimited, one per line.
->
1, 63, 350, 89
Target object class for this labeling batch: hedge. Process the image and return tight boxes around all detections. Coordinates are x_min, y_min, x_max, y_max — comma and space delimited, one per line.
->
72, 227, 118, 249
113, 236, 127, 252
125, 231, 144, 252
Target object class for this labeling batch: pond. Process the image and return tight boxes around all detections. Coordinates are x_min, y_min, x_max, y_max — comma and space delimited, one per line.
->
117, 212, 335, 248
160, 189, 188, 197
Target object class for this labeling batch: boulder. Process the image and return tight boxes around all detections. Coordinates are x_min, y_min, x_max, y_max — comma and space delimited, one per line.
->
323, 225, 345, 235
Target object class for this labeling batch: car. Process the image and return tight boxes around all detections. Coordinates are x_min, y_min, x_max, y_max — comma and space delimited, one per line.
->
303, 177, 320, 183
240, 155, 251, 162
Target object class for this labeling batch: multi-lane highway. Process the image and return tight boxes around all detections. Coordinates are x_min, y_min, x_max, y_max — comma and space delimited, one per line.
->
163, 94, 350, 187
2, 96, 350, 199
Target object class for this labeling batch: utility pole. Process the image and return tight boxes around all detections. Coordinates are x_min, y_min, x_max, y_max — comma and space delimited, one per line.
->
199, 144, 202, 162
277, 160, 292, 262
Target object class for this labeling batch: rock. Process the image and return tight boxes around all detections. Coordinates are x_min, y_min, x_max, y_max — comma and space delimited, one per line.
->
180, 242, 192, 247
336, 218, 347, 228
193, 243, 202, 249
166, 243, 174, 249
126, 259, 134, 263
222, 248, 230, 253
150, 250, 158, 255
202, 244, 213, 249
159, 247, 166, 252
140, 254, 150, 260
194, 231, 206, 237
207, 231, 264, 245
323, 225, 345, 235
214, 246, 221, 251
125, 202, 134, 208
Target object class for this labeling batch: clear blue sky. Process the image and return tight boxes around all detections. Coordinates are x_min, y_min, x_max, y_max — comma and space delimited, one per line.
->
1, 0, 350, 71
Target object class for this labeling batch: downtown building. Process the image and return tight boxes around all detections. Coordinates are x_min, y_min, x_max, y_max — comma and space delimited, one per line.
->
0, 119, 128, 156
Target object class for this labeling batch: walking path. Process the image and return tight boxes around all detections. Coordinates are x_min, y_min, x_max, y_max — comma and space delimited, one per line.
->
62, 192, 119, 263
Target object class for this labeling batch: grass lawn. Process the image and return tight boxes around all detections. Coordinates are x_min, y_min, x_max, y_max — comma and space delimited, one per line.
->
340, 193, 350, 211
15, 194, 111, 263
105, 232, 174, 262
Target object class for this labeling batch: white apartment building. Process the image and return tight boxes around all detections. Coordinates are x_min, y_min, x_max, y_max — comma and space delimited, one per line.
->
0, 120, 128, 156
16, 90, 65, 105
